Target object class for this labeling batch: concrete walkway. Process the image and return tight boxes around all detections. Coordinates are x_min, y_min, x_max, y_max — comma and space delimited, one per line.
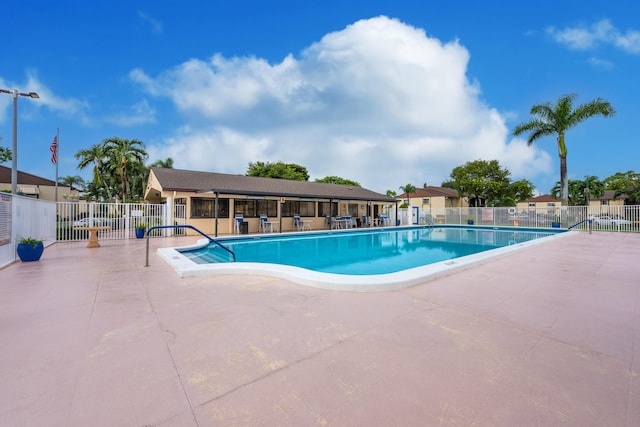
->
0, 232, 638, 426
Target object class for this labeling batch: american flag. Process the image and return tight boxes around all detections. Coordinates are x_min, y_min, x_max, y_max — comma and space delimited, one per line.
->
50, 135, 58, 165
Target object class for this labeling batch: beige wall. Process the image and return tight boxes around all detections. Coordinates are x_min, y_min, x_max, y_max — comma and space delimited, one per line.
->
0, 183, 79, 202
401, 195, 464, 209
155, 189, 391, 236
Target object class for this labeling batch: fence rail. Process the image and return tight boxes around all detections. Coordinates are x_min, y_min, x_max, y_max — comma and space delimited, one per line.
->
53, 202, 640, 243
56, 202, 187, 242
405, 205, 640, 233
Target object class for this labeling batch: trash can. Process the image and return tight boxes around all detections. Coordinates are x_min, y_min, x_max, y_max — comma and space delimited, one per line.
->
240, 221, 249, 234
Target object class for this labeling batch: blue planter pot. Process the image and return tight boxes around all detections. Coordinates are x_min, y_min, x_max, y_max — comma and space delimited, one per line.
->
135, 228, 146, 238
17, 241, 44, 262
552, 222, 561, 228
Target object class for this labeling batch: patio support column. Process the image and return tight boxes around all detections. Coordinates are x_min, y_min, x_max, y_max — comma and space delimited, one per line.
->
214, 191, 219, 237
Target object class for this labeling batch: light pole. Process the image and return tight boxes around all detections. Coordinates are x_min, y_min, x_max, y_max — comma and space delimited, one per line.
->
0, 88, 40, 194
584, 175, 590, 206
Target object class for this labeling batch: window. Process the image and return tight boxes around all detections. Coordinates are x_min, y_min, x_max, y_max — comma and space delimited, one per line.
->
528, 203, 535, 208
191, 198, 229, 218
318, 201, 338, 217
234, 199, 278, 217
347, 203, 358, 216
282, 201, 316, 217
422, 198, 430, 205
257, 200, 278, 217
601, 200, 609, 206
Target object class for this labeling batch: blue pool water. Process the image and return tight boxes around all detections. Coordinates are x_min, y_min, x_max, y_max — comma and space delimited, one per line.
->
180, 226, 561, 275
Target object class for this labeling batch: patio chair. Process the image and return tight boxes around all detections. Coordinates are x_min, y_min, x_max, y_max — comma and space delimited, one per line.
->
293, 214, 310, 231
260, 215, 277, 233
234, 215, 244, 234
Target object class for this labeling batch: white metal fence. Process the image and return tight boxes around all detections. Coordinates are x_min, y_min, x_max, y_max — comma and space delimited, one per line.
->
56, 202, 187, 241
405, 205, 640, 232
0, 194, 56, 268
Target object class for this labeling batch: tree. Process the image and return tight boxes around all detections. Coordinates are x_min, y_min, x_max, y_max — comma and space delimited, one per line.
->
75, 143, 114, 201
449, 160, 512, 207
150, 157, 174, 168
385, 189, 397, 197
315, 176, 361, 186
75, 138, 149, 202
507, 179, 535, 206
246, 161, 309, 181
399, 184, 416, 205
0, 137, 10, 163
551, 177, 605, 206
603, 171, 640, 204
103, 137, 148, 202
513, 94, 615, 205
58, 175, 86, 191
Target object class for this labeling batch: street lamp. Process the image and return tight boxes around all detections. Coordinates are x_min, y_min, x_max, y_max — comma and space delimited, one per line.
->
584, 175, 590, 206
0, 88, 40, 194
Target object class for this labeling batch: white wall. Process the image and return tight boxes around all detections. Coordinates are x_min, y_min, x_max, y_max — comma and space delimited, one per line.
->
0, 194, 56, 268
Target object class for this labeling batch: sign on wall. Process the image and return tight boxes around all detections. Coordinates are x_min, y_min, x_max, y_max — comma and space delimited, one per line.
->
0, 194, 11, 246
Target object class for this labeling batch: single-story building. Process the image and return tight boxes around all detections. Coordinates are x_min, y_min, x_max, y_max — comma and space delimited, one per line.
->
144, 167, 397, 236
0, 165, 78, 202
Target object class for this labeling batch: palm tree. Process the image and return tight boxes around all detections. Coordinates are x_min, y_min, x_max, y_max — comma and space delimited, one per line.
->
103, 137, 147, 201
513, 94, 615, 205
150, 157, 174, 168
58, 175, 86, 191
399, 184, 416, 205
75, 143, 113, 201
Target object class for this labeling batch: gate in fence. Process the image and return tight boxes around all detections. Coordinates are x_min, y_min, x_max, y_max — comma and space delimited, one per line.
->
56, 201, 187, 242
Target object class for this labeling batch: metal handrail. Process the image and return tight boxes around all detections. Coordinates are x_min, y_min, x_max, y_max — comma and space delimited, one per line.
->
568, 219, 592, 233
145, 225, 236, 267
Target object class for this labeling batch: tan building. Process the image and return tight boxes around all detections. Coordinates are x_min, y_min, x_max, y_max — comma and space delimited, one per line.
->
0, 165, 78, 202
396, 186, 465, 209
144, 167, 397, 235
517, 194, 560, 213
589, 190, 626, 207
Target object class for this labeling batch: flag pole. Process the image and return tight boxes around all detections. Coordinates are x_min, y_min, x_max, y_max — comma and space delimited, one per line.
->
54, 128, 59, 202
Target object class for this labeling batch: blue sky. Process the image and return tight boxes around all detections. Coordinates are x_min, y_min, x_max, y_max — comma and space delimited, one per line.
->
1, 0, 638, 195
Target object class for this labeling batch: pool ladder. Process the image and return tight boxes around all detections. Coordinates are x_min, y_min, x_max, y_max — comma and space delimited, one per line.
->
144, 225, 236, 267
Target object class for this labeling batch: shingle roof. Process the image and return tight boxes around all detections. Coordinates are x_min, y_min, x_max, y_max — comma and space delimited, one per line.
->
592, 190, 626, 201
151, 167, 396, 202
0, 165, 68, 187
522, 194, 560, 203
397, 186, 458, 198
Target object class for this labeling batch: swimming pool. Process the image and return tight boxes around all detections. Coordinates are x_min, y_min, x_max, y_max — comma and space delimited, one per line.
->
158, 226, 571, 292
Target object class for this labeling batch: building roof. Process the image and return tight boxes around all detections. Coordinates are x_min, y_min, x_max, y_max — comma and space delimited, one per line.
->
397, 186, 458, 199
150, 167, 396, 202
592, 190, 626, 201
522, 194, 560, 203
0, 165, 68, 187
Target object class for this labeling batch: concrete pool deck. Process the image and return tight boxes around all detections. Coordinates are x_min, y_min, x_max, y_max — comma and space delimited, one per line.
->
1, 231, 639, 426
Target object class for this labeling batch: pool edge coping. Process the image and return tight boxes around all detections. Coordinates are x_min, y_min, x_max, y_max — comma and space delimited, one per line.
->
157, 227, 577, 292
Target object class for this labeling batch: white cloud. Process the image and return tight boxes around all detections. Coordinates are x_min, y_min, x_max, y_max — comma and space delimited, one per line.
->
138, 11, 163, 34
105, 99, 156, 127
588, 56, 614, 70
546, 19, 640, 54
0, 71, 89, 124
135, 16, 551, 192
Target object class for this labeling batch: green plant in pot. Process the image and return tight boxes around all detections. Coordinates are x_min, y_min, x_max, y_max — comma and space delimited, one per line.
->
135, 223, 147, 239
466, 217, 474, 225
17, 237, 44, 262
